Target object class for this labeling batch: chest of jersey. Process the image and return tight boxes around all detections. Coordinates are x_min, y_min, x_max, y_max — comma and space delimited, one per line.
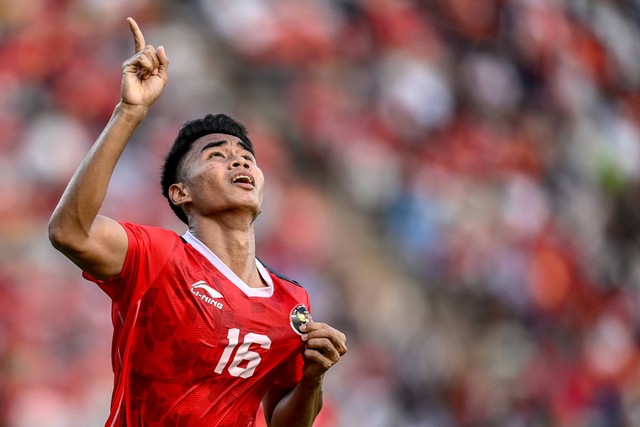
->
127, 248, 307, 385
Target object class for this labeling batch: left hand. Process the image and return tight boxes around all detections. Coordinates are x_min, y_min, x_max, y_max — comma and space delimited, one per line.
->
300, 322, 347, 380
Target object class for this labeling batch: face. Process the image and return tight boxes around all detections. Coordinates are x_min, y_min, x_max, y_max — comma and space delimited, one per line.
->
170, 133, 265, 222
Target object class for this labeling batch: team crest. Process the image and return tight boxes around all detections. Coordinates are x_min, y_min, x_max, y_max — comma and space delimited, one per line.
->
290, 304, 312, 335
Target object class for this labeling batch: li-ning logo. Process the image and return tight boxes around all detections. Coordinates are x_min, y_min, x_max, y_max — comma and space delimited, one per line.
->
191, 281, 224, 310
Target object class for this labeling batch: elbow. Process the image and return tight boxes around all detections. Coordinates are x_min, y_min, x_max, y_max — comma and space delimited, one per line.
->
47, 216, 85, 255
48, 219, 69, 252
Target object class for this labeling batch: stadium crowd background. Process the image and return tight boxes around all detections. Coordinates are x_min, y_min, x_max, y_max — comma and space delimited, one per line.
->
2, 0, 640, 425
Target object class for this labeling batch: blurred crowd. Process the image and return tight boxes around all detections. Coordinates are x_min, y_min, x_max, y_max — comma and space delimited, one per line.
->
2, 0, 640, 425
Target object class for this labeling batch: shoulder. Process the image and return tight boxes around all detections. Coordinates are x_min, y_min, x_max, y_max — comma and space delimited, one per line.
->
258, 258, 303, 288
120, 222, 182, 242
119, 222, 184, 255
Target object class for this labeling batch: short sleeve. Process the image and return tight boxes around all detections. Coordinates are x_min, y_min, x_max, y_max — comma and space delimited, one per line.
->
82, 222, 179, 309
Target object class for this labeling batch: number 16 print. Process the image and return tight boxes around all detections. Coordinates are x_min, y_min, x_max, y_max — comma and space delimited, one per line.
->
214, 328, 272, 378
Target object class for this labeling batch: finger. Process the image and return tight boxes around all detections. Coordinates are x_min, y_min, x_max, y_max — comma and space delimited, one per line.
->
303, 348, 337, 371
156, 46, 169, 78
147, 46, 160, 70
139, 46, 160, 75
300, 322, 328, 333
302, 322, 346, 341
305, 337, 341, 361
122, 54, 143, 75
302, 325, 347, 354
320, 335, 347, 357
127, 17, 145, 53
136, 53, 154, 79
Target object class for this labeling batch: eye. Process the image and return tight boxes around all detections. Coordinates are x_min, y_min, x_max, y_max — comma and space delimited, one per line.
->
208, 151, 225, 159
242, 155, 254, 162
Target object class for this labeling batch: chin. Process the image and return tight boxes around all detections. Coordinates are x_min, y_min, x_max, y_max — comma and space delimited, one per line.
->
233, 202, 262, 219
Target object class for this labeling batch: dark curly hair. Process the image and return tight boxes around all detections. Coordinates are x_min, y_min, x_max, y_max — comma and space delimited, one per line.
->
160, 113, 255, 224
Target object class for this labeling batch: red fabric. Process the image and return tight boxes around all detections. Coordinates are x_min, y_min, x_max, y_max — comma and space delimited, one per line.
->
83, 222, 310, 426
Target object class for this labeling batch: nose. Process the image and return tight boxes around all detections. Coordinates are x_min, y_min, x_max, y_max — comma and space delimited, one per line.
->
231, 156, 250, 169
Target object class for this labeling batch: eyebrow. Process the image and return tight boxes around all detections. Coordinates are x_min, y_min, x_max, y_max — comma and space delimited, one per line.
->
200, 140, 227, 153
199, 140, 254, 155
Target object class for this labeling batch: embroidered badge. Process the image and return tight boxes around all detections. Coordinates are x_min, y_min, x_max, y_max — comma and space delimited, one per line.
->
290, 304, 312, 335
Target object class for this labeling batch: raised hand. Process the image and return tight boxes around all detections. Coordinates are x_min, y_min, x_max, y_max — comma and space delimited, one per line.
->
121, 17, 169, 109
300, 322, 347, 380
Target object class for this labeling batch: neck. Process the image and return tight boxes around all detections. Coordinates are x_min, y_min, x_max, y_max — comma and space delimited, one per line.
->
188, 214, 264, 288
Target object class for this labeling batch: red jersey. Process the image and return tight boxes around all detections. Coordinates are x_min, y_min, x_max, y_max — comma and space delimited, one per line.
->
83, 222, 311, 427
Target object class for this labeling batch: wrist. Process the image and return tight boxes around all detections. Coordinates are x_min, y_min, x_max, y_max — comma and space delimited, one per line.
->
299, 374, 324, 391
114, 101, 149, 123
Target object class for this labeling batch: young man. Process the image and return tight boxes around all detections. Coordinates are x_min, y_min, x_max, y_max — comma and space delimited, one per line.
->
48, 18, 347, 427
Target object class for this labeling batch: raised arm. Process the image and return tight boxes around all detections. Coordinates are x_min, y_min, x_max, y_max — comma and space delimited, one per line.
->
48, 18, 169, 280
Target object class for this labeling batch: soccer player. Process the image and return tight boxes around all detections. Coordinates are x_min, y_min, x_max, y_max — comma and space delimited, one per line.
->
48, 17, 347, 427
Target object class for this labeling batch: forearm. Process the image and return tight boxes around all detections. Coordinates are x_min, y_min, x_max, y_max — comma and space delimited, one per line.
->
270, 376, 324, 427
49, 102, 147, 245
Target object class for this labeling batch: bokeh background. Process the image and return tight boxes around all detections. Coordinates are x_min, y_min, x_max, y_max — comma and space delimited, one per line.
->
2, 0, 640, 426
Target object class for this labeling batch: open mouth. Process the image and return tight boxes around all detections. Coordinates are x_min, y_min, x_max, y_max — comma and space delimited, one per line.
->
231, 174, 254, 186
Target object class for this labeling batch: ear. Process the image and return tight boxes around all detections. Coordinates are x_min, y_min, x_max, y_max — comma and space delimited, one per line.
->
168, 182, 191, 207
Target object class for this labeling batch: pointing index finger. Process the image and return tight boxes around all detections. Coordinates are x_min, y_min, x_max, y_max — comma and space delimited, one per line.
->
127, 17, 145, 53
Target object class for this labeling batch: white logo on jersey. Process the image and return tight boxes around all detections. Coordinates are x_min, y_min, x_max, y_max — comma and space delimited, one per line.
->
191, 281, 224, 309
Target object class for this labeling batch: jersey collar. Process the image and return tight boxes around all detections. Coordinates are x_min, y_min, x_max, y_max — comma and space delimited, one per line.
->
182, 230, 274, 298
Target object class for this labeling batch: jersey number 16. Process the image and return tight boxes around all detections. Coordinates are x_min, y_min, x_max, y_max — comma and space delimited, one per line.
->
214, 328, 271, 378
